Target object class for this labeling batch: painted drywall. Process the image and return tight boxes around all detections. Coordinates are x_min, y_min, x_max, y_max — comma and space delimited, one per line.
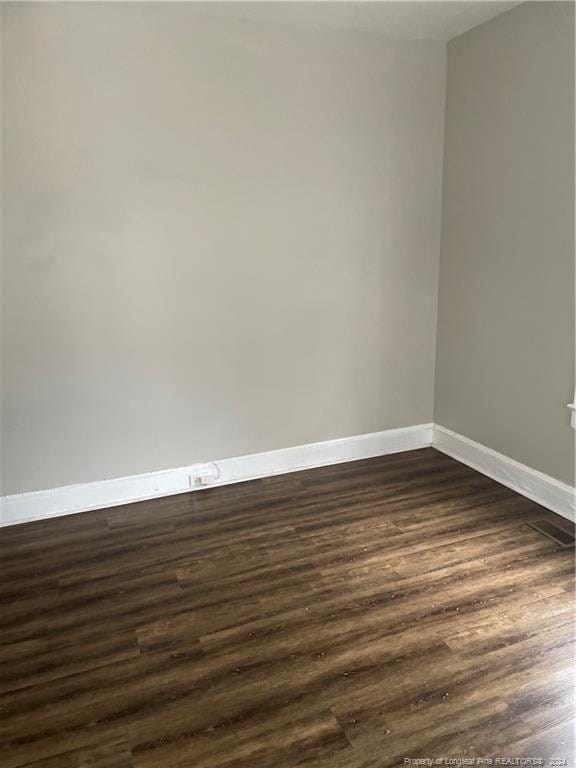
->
0, 3, 446, 494
435, 1, 575, 484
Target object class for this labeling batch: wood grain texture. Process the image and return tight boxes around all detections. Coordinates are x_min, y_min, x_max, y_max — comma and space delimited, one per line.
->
0, 448, 574, 768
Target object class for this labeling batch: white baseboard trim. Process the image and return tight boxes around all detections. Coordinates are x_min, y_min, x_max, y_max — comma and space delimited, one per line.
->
0, 423, 433, 527
3, 422, 572, 528
433, 424, 575, 523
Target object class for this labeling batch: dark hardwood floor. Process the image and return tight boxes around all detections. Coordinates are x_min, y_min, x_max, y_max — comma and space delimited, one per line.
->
0, 447, 574, 768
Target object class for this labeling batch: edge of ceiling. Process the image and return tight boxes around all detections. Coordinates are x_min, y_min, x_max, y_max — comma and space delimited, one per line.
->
179, 1, 526, 42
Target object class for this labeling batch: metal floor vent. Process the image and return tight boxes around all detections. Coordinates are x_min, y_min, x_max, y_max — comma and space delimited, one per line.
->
527, 520, 575, 548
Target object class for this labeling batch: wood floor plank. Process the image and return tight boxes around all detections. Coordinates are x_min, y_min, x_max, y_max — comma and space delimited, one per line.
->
0, 448, 573, 767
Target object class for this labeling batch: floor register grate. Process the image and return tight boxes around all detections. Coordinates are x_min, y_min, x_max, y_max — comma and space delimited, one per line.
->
527, 519, 575, 548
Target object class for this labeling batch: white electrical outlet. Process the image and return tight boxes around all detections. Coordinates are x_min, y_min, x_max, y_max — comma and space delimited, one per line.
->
189, 463, 220, 487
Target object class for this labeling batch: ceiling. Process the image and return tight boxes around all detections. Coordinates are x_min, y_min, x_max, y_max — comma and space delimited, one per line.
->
186, 1, 524, 41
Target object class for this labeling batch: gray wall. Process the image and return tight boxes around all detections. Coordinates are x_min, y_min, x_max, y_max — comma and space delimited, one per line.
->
0, 3, 446, 494
435, 1, 575, 484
